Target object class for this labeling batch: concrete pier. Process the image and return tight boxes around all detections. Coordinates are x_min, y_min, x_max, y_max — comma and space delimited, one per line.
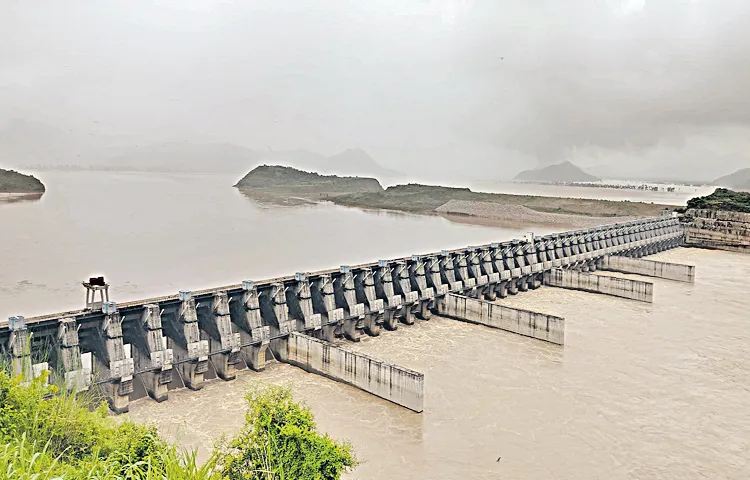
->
53, 318, 91, 391
123, 304, 173, 402
602, 255, 695, 283
7, 316, 31, 381
197, 292, 242, 381
162, 292, 209, 390
443, 294, 565, 345
272, 332, 424, 412
80, 310, 134, 413
543, 269, 654, 303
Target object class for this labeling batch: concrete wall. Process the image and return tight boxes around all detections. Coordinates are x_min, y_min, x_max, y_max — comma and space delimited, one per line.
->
602, 256, 695, 283
274, 332, 424, 412
684, 209, 750, 253
443, 294, 564, 345
543, 270, 653, 303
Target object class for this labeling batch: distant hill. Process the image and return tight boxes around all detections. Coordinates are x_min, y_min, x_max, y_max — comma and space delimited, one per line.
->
514, 161, 601, 183
714, 168, 750, 191
235, 165, 383, 197
254, 148, 401, 180
324, 149, 401, 178
104, 142, 262, 174
0, 168, 45, 193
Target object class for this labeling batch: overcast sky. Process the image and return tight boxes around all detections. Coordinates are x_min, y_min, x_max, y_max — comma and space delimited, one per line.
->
1, 0, 749, 180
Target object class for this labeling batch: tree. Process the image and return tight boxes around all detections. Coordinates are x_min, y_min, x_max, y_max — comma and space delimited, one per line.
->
219, 385, 357, 480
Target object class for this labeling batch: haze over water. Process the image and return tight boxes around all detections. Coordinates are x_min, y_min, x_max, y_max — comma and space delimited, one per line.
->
0, 171, 548, 320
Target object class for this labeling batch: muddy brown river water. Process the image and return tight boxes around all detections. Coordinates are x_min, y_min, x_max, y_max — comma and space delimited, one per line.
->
127, 248, 749, 480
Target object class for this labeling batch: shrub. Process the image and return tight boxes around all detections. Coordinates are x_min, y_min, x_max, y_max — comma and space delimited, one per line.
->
1, 371, 356, 479
218, 385, 357, 480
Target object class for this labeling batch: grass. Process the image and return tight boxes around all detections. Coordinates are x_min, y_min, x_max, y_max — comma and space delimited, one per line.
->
0, 368, 356, 479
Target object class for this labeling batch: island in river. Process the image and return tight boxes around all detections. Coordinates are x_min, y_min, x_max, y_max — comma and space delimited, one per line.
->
235, 165, 673, 228
0, 168, 45, 200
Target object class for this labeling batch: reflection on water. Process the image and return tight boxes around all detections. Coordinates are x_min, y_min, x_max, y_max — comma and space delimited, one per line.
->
128, 248, 750, 480
0, 192, 44, 204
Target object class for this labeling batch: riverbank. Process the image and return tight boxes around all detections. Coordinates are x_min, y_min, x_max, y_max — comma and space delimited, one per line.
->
435, 200, 638, 229
325, 184, 672, 227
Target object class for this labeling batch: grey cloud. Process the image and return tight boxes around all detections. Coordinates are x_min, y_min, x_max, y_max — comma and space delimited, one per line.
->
1, 0, 749, 180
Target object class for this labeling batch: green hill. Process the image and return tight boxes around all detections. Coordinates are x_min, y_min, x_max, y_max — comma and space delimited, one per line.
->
686, 188, 750, 213
234, 165, 383, 197
0, 168, 45, 193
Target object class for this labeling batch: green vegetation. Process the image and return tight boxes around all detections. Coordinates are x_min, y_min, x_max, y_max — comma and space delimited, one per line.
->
235, 165, 382, 193
0, 168, 45, 193
219, 386, 357, 480
687, 188, 750, 213
0, 370, 356, 479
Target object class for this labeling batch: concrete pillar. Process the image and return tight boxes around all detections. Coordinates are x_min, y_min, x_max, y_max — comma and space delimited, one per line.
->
479, 248, 497, 301
311, 275, 344, 342
393, 262, 417, 326
543, 269, 654, 303
197, 292, 241, 381
335, 266, 365, 341
53, 318, 91, 391
443, 294, 565, 345
409, 256, 436, 319
374, 261, 402, 331
230, 281, 271, 371
355, 268, 383, 337
162, 291, 209, 390
125, 304, 173, 402
425, 256, 450, 312
501, 244, 519, 293
84, 309, 134, 414
7, 316, 31, 382
272, 332, 424, 412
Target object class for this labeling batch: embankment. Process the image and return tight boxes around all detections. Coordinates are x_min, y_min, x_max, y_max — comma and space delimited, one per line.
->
683, 209, 750, 253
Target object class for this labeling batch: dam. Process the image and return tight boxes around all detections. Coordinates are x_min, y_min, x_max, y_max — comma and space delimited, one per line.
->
0, 216, 690, 414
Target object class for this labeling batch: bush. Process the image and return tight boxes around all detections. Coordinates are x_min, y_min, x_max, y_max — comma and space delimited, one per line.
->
0, 370, 221, 479
0, 371, 356, 480
218, 385, 357, 480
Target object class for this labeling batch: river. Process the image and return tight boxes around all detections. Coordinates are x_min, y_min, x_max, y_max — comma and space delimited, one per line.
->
2, 172, 748, 479
0, 171, 546, 320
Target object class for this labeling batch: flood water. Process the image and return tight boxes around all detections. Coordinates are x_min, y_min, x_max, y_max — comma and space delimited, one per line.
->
126, 248, 750, 480
2, 172, 748, 479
